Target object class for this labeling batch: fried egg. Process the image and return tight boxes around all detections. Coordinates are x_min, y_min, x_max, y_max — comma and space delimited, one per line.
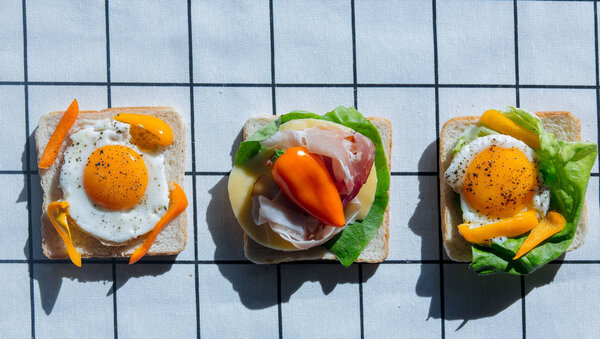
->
445, 134, 550, 227
60, 119, 169, 243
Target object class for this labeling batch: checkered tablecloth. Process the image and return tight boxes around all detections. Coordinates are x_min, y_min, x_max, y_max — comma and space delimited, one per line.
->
1, 0, 599, 338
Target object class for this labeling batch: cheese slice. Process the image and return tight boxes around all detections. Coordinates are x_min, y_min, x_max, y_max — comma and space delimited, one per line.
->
228, 118, 378, 251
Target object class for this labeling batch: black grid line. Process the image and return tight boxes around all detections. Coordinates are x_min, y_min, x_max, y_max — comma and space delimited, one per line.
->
358, 263, 364, 339
3, 170, 600, 177
105, 0, 111, 107
351, 1, 364, 337
0, 170, 35, 174
21, 0, 35, 337
270, 0, 277, 117
390, 171, 437, 176
513, 2, 526, 338
277, 263, 283, 339
270, 1, 283, 338
351, 0, 358, 109
104, 1, 118, 338
5, 258, 600, 265
112, 261, 118, 339
432, 0, 445, 337
195, 171, 230, 176
186, 1, 201, 338
3, 81, 600, 89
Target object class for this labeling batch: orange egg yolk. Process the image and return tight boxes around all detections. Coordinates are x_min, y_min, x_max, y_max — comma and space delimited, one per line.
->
84, 145, 148, 210
462, 145, 536, 219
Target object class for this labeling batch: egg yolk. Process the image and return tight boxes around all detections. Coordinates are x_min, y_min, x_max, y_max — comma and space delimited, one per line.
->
462, 145, 536, 219
84, 145, 148, 210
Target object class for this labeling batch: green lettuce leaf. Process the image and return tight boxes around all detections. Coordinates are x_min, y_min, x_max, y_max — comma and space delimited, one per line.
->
233, 106, 390, 266
466, 107, 597, 274
452, 125, 498, 153
234, 111, 322, 165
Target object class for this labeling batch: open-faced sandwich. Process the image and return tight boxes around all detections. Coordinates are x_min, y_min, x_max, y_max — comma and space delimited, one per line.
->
229, 106, 391, 265
440, 107, 597, 274
36, 100, 188, 266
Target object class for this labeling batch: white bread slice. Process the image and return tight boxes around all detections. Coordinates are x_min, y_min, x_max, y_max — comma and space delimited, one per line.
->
439, 111, 588, 262
35, 107, 187, 259
242, 115, 391, 264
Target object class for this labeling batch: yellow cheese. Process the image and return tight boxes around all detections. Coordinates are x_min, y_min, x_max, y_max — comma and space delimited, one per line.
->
279, 118, 353, 132
228, 119, 378, 251
356, 165, 376, 220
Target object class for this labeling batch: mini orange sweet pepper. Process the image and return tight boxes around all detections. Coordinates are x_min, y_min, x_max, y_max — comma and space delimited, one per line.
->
269, 147, 345, 227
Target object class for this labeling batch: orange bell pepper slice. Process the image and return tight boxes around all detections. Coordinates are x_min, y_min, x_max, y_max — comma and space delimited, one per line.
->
113, 113, 174, 147
480, 109, 540, 149
269, 147, 345, 227
47, 201, 82, 267
513, 211, 566, 260
129, 183, 188, 264
38, 99, 79, 169
458, 210, 538, 245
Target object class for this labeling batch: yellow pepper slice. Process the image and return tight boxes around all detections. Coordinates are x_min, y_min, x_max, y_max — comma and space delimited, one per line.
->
47, 201, 82, 267
458, 210, 538, 245
113, 113, 174, 147
514, 211, 566, 260
480, 109, 540, 149
129, 183, 188, 264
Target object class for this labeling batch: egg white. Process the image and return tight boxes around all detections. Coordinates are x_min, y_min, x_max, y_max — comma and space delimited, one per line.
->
445, 134, 550, 227
59, 119, 170, 243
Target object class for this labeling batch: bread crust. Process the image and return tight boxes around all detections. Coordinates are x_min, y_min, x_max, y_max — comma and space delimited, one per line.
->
36, 107, 187, 259
240, 116, 392, 264
439, 111, 588, 262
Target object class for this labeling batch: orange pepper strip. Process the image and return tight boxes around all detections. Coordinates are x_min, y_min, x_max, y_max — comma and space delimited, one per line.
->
129, 183, 188, 264
480, 109, 540, 150
270, 147, 346, 227
458, 210, 538, 245
47, 201, 82, 267
513, 211, 566, 260
113, 113, 174, 146
38, 99, 79, 169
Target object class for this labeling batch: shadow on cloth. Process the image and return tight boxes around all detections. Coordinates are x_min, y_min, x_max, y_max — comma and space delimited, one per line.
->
32, 258, 174, 315
25, 128, 174, 315
411, 141, 561, 331
205, 134, 378, 310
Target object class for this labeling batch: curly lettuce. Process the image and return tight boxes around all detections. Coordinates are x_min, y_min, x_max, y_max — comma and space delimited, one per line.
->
452, 125, 498, 153
234, 106, 390, 266
455, 107, 597, 274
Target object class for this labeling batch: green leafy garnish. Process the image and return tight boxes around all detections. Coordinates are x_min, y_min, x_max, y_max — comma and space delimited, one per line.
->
234, 106, 390, 266
271, 149, 286, 162
452, 125, 498, 153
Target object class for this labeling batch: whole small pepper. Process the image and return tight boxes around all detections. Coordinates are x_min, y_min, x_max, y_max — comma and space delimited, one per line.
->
269, 147, 346, 227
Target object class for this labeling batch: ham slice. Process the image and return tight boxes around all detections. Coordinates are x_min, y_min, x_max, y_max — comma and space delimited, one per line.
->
252, 192, 362, 249
252, 123, 375, 249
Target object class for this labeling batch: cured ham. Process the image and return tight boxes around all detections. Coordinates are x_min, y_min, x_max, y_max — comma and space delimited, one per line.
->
252, 192, 362, 249
252, 124, 376, 249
